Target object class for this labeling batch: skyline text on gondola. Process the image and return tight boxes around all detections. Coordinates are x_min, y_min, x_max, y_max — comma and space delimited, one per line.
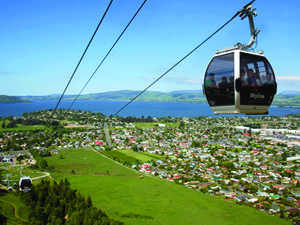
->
250, 93, 265, 100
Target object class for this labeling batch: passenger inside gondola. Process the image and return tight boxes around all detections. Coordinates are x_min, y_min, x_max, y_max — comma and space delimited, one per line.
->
205, 72, 234, 106
205, 73, 220, 105
265, 73, 274, 85
218, 76, 228, 94
247, 69, 256, 87
240, 69, 248, 86
254, 73, 262, 87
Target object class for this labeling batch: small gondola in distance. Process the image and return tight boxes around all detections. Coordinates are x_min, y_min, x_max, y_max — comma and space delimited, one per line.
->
19, 176, 32, 192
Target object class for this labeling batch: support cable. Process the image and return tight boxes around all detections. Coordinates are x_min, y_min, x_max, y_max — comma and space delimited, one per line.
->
113, 0, 255, 116
67, 0, 148, 111
44, 0, 114, 130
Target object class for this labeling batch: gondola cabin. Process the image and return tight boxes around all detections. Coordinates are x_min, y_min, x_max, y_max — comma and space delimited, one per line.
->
203, 49, 277, 115
19, 176, 32, 192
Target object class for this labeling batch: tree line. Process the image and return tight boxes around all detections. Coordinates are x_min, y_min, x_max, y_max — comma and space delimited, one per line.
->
119, 116, 154, 123
1, 116, 60, 129
20, 179, 123, 225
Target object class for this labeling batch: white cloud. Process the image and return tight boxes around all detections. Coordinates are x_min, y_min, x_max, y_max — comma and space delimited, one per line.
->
276, 76, 300, 81
163, 75, 201, 85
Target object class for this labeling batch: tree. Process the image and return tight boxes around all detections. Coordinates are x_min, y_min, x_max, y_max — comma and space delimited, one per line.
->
39, 159, 48, 170
131, 145, 138, 152
1, 120, 5, 129
179, 121, 185, 129
0, 213, 8, 224
16, 155, 24, 164
104, 145, 111, 151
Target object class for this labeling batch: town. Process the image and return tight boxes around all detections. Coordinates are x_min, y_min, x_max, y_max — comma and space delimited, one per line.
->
1, 109, 300, 222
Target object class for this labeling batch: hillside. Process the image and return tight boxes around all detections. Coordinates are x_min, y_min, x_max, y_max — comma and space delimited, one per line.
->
0, 95, 27, 103
19, 90, 207, 104
15, 90, 300, 106
45, 148, 288, 225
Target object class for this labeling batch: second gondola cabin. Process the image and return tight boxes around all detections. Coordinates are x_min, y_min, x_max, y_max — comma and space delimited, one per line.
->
203, 49, 277, 115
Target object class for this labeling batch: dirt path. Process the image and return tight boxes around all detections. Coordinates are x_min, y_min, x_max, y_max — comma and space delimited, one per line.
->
0, 198, 28, 224
31, 172, 52, 180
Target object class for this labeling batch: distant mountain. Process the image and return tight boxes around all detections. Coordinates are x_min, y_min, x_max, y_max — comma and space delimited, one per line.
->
0, 95, 27, 103
19, 90, 206, 104
14, 90, 300, 106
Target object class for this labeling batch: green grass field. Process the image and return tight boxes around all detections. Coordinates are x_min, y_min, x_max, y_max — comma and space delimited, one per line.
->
44, 148, 288, 225
103, 149, 163, 164
133, 122, 179, 128
0, 121, 45, 131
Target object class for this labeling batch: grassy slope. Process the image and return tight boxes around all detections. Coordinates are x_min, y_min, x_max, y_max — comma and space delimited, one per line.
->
45, 148, 288, 225
103, 149, 163, 164
0, 191, 30, 224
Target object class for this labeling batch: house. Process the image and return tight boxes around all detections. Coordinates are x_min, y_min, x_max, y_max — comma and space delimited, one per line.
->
273, 185, 286, 190
234, 195, 249, 202
257, 191, 269, 197
2, 156, 11, 163
286, 196, 296, 202
295, 200, 300, 206
95, 141, 103, 146
269, 205, 280, 214
247, 198, 258, 203
293, 192, 300, 198
225, 192, 236, 198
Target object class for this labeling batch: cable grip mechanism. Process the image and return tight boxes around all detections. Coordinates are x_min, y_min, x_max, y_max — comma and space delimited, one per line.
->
235, 4, 261, 50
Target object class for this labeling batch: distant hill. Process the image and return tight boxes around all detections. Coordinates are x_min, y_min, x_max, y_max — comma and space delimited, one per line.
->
279, 90, 300, 95
19, 90, 207, 104
0, 95, 27, 103
15, 90, 300, 106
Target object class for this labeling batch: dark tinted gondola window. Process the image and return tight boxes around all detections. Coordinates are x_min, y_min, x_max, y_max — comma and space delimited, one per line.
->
21, 179, 32, 189
240, 53, 276, 105
204, 53, 234, 106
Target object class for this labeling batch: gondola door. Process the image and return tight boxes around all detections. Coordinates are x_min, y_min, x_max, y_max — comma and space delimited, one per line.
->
238, 51, 277, 114
204, 51, 237, 114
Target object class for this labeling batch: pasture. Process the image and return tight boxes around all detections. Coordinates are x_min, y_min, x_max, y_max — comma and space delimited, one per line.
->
45, 148, 288, 225
133, 122, 179, 128
102, 149, 163, 164
0, 121, 45, 131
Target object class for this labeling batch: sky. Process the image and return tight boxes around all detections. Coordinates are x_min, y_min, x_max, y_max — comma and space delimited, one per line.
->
1, 0, 300, 96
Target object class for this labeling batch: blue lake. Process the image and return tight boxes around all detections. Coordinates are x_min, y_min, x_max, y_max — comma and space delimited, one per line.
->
0, 100, 299, 118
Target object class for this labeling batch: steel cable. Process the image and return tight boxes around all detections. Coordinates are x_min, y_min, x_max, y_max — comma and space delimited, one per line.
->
67, 0, 148, 111
113, 0, 256, 116
44, 0, 114, 130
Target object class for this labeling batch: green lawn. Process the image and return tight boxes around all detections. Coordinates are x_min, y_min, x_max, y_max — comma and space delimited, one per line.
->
44, 148, 288, 225
103, 149, 163, 164
133, 122, 179, 128
0, 122, 45, 131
